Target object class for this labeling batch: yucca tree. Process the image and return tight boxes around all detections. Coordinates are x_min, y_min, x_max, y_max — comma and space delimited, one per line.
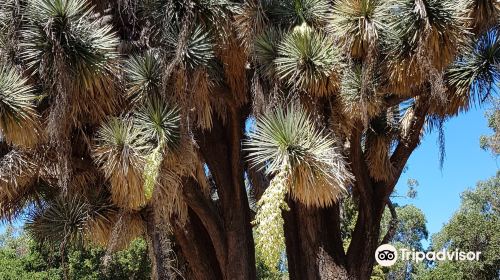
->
0, 1, 183, 279
246, 105, 352, 271
0, 0, 498, 279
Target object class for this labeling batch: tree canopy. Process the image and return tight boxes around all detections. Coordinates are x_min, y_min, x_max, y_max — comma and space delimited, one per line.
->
421, 174, 500, 280
0, 0, 498, 279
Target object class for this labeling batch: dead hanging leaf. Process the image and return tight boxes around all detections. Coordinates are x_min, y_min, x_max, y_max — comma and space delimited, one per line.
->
365, 135, 395, 183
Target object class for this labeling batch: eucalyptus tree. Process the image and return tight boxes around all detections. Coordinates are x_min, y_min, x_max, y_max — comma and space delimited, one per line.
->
480, 98, 500, 155
0, 0, 498, 280
422, 174, 500, 280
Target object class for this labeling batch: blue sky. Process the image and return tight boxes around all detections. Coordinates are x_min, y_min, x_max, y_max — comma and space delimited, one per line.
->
393, 104, 497, 245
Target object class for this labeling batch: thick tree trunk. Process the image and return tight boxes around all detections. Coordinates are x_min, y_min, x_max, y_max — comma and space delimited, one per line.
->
346, 194, 386, 280
345, 125, 387, 280
284, 197, 387, 280
182, 177, 227, 273
172, 210, 222, 280
284, 201, 350, 280
195, 109, 256, 280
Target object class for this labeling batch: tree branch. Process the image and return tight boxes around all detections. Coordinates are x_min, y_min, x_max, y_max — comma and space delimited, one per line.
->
171, 213, 220, 280
388, 98, 430, 194
194, 106, 256, 278
182, 177, 227, 270
381, 199, 398, 245
349, 121, 374, 205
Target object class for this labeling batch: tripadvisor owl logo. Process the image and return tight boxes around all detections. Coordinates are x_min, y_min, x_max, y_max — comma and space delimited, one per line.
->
375, 244, 398, 267
375, 244, 482, 267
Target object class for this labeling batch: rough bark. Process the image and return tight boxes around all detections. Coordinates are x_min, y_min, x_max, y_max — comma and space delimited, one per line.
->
283, 190, 387, 280
195, 108, 256, 280
284, 201, 349, 280
144, 207, 173, 280
340, 124, 382, 280
247, 166, 269, 201
182, 177, 227, 272
345, 193, 386, 280
381, 200, 399, 245
172, 210, 222, 280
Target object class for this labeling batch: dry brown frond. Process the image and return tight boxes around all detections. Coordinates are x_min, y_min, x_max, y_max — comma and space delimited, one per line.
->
304, 72, 340, 98
365, 135, 395, 182
384, 55, 425, 97
108, 165, 146, 211
190, 68, 214, 129
211, 92, 228, 127
275, 24, 341, 98
69, 67, 122, 126
1, 115, 41, 148
85, 208, 116, 247
464, 0, 499, 34
406, 0, 467, 72
246, 105, 352, 208
153, 137, 196, 224
92, 118, 150, 210
0, 150, 36, 201
417, 27, 463, 72
0, 150, 37, 220
172, 66, 187, 101
328, 97, 354, 140
384, 0, 469, 97
70, 169, 97, 192
171, 66, 223, 130
47, 65, 114, 136
428, 86, 470, 117
154, 169, 188, 223
287, 127, 352, 208
414, 31, 451, 103
32, 146, 59, 185
0, 66, 42, 148
115, 212, 145, 249
88, 211, 145, 251
329, 0, 390, 59
288, 161, 348, 208
234, 0, 269, 53
217, 35, 248, 105
444, 88, 470, 116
